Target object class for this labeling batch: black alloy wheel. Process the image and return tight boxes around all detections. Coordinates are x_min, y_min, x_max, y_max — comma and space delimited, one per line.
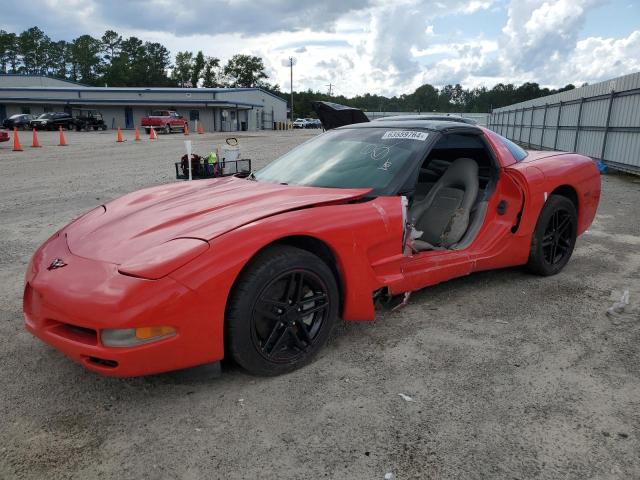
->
252, 270, 329, 364
527, 195, 577, 276
226, 245, 339, 376
542, 209, 573, 266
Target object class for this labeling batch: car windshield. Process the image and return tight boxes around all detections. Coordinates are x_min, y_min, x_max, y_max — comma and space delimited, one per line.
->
38, 113, 54, 119
254, 127, 431, 193
151, 111, 165, 116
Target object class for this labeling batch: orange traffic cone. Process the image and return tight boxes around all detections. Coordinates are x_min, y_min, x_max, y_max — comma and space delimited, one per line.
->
149, 127, 157, 140
116, 127, 124, 143
134, 127, 141, 142
31, 128, 41, 148
58, 126, 67, 146
183, 124, 189, 136
12, 127, 23, 151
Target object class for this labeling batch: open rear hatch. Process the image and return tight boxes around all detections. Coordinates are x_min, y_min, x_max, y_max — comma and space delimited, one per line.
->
312, 101, 370, 130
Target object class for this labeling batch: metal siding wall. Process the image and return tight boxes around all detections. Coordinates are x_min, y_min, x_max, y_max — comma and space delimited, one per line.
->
488, 72, 640, 174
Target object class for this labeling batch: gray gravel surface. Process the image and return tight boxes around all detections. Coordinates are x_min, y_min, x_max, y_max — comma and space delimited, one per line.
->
0, 130, 638, 479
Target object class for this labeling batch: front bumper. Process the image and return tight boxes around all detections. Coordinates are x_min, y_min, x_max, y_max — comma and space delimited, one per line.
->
23, 233, 222, 377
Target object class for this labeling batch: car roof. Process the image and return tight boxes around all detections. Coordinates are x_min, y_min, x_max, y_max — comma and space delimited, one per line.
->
336, 119, 483, 134
373, 114, 477, 125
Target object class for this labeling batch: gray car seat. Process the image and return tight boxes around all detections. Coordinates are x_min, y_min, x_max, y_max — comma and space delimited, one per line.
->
410, 158, 479, 250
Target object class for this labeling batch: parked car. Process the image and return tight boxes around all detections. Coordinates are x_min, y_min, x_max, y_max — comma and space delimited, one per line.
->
2, 114, 35, 130
74, 109, 108, 131
292, 118, 309, 129
24, 119, 600, 378
30, 112, 79, 131
141, 110, 188, 134
305, 118, 322, 129
0, 130, 9, 142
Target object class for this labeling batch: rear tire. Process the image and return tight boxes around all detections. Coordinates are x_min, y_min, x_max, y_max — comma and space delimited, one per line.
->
226, 246, 339, 376
527, 195, 577, 276
163, 125, 171, 135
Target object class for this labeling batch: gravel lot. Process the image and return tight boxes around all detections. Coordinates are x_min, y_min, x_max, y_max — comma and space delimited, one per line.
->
0, 129, 638, 479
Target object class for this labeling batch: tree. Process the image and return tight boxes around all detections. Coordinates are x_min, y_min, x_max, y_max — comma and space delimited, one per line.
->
46, 40, 69, 78
144, 42, 173, 86
0, 30, 18, 73
120, 37, 146, 85
223, 54, 267, 87
202, 56, 221, 88
190, 50, 205, 88
18, 27, 50, 74
70, 35, 102, 84
101, 30, 122, 62
172, 51, 193, 87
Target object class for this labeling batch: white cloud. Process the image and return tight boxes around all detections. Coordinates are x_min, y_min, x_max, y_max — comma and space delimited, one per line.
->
501, 0, 603, 72
554, 30, 640, 84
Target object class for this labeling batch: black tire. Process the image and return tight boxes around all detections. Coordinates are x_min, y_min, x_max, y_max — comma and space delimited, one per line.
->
163, 125, 171, 135
145, 128, 151, 134
527, 195, 577, 276
226, 245, 339, 376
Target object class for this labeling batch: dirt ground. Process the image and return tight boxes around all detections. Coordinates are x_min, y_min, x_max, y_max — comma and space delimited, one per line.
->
0, 129, 638, 479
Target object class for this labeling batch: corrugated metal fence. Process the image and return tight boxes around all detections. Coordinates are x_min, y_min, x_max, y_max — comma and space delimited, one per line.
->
488, 72, 640, 174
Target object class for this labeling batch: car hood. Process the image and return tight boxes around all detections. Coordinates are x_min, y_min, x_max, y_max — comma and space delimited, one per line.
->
66, 176, 370, 264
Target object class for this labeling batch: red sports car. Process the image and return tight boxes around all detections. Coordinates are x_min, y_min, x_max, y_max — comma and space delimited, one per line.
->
0, 129, 10, 143
24, 120, 600, 377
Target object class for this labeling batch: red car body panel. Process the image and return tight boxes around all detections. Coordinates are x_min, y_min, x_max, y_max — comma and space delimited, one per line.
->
24, 126, 601, 376
0, 130, 9, 142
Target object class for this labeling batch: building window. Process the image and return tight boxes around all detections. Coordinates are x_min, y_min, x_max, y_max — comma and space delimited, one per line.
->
21, 107, 31, 114
190, 110, 200, 121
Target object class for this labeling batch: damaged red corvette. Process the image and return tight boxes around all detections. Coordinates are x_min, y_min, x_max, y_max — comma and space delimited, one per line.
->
24, 120, 600, 377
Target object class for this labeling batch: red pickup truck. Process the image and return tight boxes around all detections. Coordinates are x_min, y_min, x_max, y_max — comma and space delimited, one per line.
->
141, 110, 188, 134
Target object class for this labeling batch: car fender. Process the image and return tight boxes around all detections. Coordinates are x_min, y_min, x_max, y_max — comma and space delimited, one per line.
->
169, 196, 405, 354
508, 153, 600, 236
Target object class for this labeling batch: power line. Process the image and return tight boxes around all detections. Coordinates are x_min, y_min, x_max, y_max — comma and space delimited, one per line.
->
289, 57, 296, 121
326, 83, 334, 96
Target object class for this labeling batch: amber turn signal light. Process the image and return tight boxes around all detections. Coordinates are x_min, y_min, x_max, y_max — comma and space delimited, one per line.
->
102, 326, 176, 347
135, 326, 176, 340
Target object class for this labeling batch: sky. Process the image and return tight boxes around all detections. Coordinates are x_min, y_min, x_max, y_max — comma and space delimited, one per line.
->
2, 0, 640, 97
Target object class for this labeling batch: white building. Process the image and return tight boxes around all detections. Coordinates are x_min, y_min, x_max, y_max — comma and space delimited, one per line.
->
0, 74, 288, 132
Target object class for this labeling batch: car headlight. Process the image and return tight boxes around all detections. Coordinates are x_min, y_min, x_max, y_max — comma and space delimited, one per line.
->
117, 238, 209, 280
101, 326, 176, 347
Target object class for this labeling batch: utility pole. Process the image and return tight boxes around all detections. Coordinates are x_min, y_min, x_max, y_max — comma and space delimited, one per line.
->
289, 57, 295, 121
326, 83, 334, 97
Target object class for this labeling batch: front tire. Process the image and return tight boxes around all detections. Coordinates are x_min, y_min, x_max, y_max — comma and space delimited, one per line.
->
163, 125, 171, 135
527, 195, 577, 276
226, 246, 339, 376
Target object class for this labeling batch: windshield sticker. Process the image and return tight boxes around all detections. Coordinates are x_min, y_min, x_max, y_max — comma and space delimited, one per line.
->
382, 130, 429, 141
